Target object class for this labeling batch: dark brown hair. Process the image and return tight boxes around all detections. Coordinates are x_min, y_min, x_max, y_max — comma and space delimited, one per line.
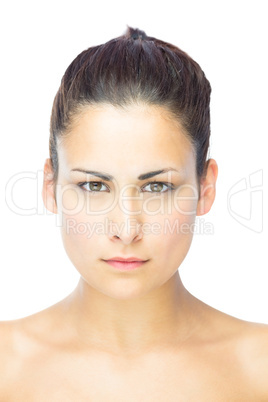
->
50, 26, 211, 183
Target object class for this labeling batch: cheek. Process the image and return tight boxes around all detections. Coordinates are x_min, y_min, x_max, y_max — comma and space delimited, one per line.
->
57, 184, 110, 256
173, 184, 199, 216
59, 183, 84, 212
149, 211, 195, 260
58, 182, 115, 216
58, 184, 198, 274
59, 209, 106, 271
141, 191, 198, 270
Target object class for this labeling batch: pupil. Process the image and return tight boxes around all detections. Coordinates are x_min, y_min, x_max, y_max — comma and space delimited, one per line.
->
90, 182, 101, 191
152, 183, 162, 192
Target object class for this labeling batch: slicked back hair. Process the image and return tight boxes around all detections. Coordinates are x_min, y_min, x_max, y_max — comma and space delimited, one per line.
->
50, 26, 211, 183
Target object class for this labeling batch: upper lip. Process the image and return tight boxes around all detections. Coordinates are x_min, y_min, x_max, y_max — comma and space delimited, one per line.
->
104, 256, 147, 262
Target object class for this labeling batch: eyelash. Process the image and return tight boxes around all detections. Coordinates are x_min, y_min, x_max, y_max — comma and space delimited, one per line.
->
77, 181, 175, 194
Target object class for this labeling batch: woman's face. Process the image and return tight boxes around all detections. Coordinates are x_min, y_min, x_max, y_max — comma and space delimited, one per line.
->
55, 104, 200, 299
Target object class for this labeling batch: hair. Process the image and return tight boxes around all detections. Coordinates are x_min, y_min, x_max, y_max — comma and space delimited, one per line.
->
49, 26, 211, 184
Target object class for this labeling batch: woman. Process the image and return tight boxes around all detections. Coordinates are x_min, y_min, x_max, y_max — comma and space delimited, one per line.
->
1, 26, 268, 400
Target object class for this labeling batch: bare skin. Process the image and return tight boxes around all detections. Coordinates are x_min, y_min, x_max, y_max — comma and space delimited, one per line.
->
1, 281, 268, 401
1, 104, 267, 401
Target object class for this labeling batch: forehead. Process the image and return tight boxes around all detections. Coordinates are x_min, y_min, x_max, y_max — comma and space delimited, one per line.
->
58, 104, 196, 175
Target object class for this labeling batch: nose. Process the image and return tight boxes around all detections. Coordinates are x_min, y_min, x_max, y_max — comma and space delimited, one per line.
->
108, 219, 143, 244
107, 187, 144, 245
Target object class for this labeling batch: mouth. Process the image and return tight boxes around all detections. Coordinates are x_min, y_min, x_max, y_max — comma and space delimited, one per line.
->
104, 256, 148, 262
102, 258, 149, 271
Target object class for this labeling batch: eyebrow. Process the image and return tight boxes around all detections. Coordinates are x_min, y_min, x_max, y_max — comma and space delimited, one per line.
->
71, 167, 179, 181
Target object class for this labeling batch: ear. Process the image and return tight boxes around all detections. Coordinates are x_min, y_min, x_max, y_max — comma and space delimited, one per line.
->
42, 158, 58, 214
196, 159, 218, 216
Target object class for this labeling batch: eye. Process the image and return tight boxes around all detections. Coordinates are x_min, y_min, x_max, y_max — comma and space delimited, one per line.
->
78, 181, 109, 193
77, 181, 175, 194
142, 181, 175, 193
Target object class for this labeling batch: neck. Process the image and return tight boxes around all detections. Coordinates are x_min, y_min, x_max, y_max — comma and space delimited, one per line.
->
63, 271, 200, 355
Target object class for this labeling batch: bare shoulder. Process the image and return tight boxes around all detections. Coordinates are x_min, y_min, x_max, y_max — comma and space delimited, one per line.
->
196, 298, 268, 399
236, 320, 268, 397
0, 303, 69, 399
0, 320, 19, 397
214, 313, 268, 399
0, 320, 16, 365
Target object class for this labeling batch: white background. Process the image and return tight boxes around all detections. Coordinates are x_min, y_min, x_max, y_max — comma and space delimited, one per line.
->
0, 0, 267, 323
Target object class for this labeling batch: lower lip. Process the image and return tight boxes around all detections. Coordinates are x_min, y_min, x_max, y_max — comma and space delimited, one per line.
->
104, 260, 147, 271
